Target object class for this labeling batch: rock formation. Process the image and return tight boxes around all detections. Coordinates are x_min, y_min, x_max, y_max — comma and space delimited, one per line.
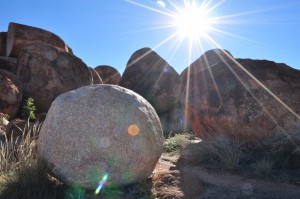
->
0, 56, 17, 72
181, 49, 300, 142
0, 69, 22, 118
15, 43, 91, 113
159, 102, 191, 137
0, 32, 7, 56
94, 65, 121, 85
119, 47, 182, 114
6, 22, 72, 58
88, 67, 103, 84
38, 84, 163, 189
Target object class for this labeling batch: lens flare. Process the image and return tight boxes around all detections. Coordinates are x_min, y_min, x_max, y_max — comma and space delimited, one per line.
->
157, 1, 166, 8
128, 124, 140, 137
95, 173, 109, 195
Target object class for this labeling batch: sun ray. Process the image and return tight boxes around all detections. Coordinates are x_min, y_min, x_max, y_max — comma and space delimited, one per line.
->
205, 0, 225, 14
127, 31, 179, 68
209, 27, 263, 45
204, 36, 300, 147
125, 0, 173, 17
212, 2, 300, 25
124, 1, 300, 147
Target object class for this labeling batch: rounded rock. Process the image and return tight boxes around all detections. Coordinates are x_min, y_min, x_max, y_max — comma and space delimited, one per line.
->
0, 69, 22, 118
15, 43, 91, 113
120, 47, 182, 114
94, 65, 121, 85
181, 50, 300, 142
38, 84, 163, 189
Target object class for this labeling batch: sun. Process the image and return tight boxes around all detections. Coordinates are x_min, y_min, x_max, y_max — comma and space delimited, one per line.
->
172, 4, 212, 41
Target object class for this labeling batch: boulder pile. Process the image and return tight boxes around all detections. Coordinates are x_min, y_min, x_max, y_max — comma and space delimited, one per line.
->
181, 49, 300, 142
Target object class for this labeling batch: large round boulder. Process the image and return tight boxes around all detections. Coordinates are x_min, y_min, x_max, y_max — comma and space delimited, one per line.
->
119, 47, 182, 114
94, 65, 121, 85
15, 43, 91, 113
38, 84, 163, 189
181, 52, 300, 142
0, 69, 22, 118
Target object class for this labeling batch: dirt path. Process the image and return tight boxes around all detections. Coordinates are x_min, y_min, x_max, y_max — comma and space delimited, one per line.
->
152, 155, 300, 199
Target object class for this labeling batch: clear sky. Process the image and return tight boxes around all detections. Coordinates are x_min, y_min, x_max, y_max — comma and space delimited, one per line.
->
1, 0, 300, 74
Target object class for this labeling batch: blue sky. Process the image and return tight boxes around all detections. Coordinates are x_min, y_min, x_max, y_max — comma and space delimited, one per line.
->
1, 0, 300, 74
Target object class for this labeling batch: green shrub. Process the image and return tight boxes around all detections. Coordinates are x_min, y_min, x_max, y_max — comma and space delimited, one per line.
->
163, 133, 191, 154
21, 97, 37, 121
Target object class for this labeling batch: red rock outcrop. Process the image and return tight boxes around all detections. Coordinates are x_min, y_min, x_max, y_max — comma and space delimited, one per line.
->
6, 22, 73, 58
88, 67, 103, 84
0, 56, 17, 72
0, 69, 22, 118
15, 43, 91, 113
159, 102, 191, 137
181, 50, 300, 142
120, 47, 182, 114
94, 65, 121, 85
0, 32, 7, 56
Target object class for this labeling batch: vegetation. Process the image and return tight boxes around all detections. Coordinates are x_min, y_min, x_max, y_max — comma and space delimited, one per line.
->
20, 97, 37, 121
0, 122, 62, 199
1, 119, 299, 198
163, 133, 192, 154
181, 131, 300, 179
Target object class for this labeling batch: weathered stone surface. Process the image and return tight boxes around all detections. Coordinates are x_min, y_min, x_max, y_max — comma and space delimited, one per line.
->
189, 48, 234, 71
6, 22, 73, 58
181, 53, 300, 142
0, 32, 7, 56
0, 69, 22, 118
159, 102, 191, 137
120, 47, 182, 114
94, 65, 121, 85
88, 67, 103, 84
0, 56, 17, 72
16, 43, 91, 113
38, 84, 163, 189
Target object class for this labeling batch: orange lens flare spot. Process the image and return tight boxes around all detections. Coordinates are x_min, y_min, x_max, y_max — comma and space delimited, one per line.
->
128, 124, 140, 137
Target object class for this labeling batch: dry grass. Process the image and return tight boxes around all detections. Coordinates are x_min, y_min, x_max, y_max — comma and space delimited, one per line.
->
183, 135, 242, 170
0, 121, 64, 199
0, 121, 41, 173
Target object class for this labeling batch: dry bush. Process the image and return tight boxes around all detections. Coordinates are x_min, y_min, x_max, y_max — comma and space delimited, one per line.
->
0, 121, 41, 173
252, 158, 274, 178
163, 133, 192, 154
200, 135, 242, 170
265, 131, 300, 169
181, 134, 243, 170
0, 121, 64, 199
